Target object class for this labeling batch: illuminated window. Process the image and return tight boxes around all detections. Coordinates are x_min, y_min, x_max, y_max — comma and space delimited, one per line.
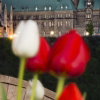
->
49, 7, 51, 10
66, 13, 70, 18
52, 22, 54, 26
44, 15, 46, 18
35, 7, 38, 11
87, 1, 91, 5
60, 21, 63, 26
61, 5, 63, 9
66, 21, 68, 26
59, 32, 61, 36
60, 14, 62, 18
65, 5, 67, 9
44, 7, 47, 10
49, 22, 52, 27
86, 14, 91, 19
44, 22, 46, 27
66, 21, 70, 27
58, 14, 62, 18
58, 22, 60, 26
57, 14, 60, 18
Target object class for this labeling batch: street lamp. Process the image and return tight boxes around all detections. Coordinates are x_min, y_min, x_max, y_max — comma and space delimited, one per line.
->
9, 35, 13, 39
50, 31, 54, 36
86, 31, 89, 36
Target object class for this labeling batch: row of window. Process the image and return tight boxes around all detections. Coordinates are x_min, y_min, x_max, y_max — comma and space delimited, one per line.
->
41, 31, 66, 37
13, 21, 71, 27
41, 21, 71, 27
34, 5, 68, 11
57, 13, 71, 18
13, 13, 71, 20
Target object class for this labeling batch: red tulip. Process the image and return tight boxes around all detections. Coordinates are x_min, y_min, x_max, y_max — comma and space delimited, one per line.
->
58, 83, 83, 100
25, 37, 50, 73
47, 30, 90, 77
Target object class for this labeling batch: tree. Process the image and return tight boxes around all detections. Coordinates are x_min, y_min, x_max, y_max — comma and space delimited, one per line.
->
86, 20, 94, 36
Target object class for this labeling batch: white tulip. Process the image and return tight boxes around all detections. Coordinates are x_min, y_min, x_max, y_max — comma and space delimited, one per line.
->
26, 80, 45, 100
12, 20, 40, 58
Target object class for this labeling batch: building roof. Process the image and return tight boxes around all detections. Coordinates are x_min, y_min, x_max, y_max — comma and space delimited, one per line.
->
77, 0, 100, 9
2, 0, 76, 11
55, 0, 76, 11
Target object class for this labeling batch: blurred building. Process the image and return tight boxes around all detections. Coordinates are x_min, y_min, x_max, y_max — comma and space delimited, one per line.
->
0, 0, 100, 37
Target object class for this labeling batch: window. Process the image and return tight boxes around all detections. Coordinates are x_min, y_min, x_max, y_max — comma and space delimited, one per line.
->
49, 22, 51, 27
33, 15, 36, 19
58, 22, 60, 27
52, 22, 54, 26
60, 21, 63, 26
49, 22, 54, 27
60, 14, 62, 18
21, 15, 24, 20
66, 21, 70, 27
59, 32, 61, 36
44, 7, 47, 10
61, 5, 63, 9
26, 15, 31, 19
57, 14, 60, 18
35, 7, 38, 11
58, 21, 63, 27
65, 5, 68, 9
49, 15, 54, 19
86, 9, 91, 13
68, 22, 70, 27
41, 22, 46, 28
44, 22, 46, 27
42, 31, 45, 36
66, 14, 71, 18
57, 14, 62, 18
49, 7, 51, 10
41, 15, 46, 19
36, 15, 39, 19
87, 1, 91, 6
44, 15, 46, 19
18, 15, 21, 20
86, 14, 91, 19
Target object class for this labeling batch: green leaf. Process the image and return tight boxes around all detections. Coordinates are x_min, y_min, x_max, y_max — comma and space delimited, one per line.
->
0, 83, 7, 100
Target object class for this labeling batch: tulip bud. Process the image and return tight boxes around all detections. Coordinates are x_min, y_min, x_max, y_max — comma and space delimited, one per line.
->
47, 30, 90, 77
25, 37, 50, 73
26, 80, 45, 100
12, 20, 40, 58
58, 83, 83, 100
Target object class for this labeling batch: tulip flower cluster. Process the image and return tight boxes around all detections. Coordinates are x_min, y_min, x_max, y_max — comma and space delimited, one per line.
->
11, 20, 90, 100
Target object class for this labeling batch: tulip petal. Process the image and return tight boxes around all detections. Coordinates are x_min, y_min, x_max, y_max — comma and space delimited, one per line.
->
26, 37, 50, 72
12, 20, 40, 58
47, 30, 90, 77
26, 80, 45, 100
58, 83, 83, 100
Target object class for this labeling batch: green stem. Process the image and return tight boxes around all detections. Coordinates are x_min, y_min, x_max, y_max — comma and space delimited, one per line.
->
83, 92, 87, 100
30, 73, 38, 100
16, 58, 26, 100
55, 76, 65, 100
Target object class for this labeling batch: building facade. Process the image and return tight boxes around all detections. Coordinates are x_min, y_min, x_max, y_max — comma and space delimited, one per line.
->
0, 0, 100, 37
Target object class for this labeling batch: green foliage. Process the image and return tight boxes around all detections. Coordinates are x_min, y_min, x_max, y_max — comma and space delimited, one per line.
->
86, 20, 94, 36
0, 37, 100, 100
